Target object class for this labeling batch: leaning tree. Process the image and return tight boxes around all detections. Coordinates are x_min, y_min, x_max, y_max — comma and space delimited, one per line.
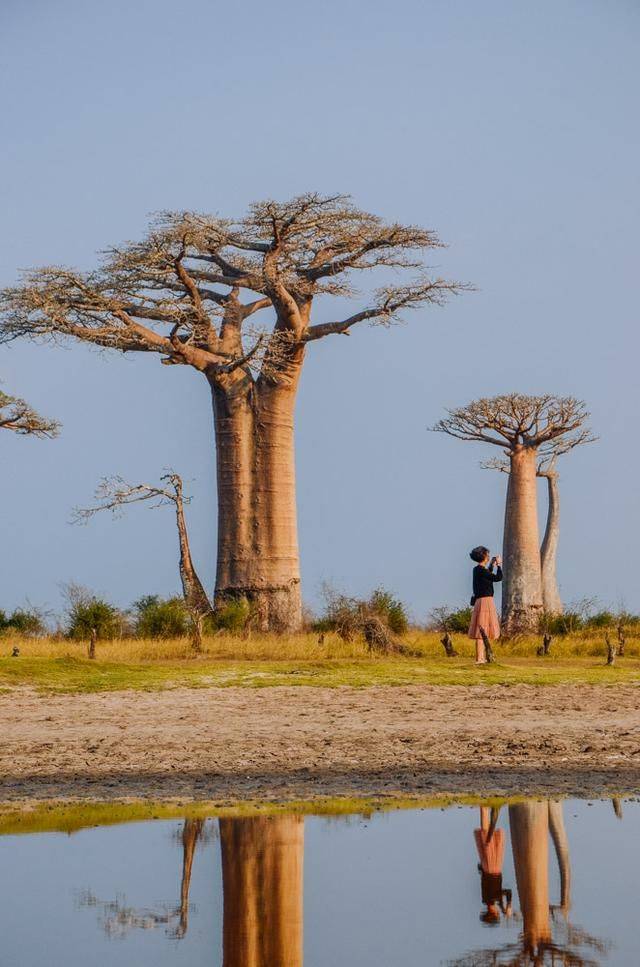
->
0, 386, 59, 437
483, 427, 594, 616
0, 194, 467, 631
433, 395, 592, 634
73, 472, 213, 646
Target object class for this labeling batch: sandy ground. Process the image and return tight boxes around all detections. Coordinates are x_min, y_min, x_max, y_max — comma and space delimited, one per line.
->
1, 684, 640, 805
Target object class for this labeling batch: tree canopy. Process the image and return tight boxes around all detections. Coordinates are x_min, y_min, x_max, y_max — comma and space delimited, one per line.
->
0, 193, 469, 386
433, 394, 593, 454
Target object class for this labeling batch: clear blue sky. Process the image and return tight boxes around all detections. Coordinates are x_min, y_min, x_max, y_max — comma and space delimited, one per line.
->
1, 0, 638, 620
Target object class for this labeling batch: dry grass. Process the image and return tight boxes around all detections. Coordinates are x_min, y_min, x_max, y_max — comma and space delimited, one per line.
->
2, 627, 637, 663
1, 628, 638, 693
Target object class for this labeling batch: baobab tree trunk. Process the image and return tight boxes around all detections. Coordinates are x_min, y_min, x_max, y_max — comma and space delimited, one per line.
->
502, 447, 544, 634
211, 375, 302, 633
219, 815, 304, 967
540, 471, 563, 615
509, 801, 551, 957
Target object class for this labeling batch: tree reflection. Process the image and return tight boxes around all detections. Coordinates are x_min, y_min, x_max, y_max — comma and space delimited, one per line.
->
176, 818, 205, 938
220, 815, 304, 967
78, 817, 206, 939
449, 801, 610, 966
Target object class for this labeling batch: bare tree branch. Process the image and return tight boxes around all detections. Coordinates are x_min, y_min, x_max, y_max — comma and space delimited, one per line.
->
0, 387, 60, 438
1, 195, 468, 388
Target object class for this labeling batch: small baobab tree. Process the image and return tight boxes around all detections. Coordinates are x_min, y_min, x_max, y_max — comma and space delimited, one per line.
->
0, 386, 59, 437
483, 425, 594, 616
73, 472, 212, 647
433, 395, 592, 634
0, 194, 468, 632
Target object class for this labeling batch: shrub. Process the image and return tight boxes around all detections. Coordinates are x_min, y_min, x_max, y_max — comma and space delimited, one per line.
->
134, 595, 189, 638
369, 587, 409, 634
429, 605, 472, 634
539, 612, 580, 635
5, 607, 47, 636
63, 583, 124, 640
540, 597, 598, 636
314, 585, 409, 641
210, 596, 252, 634
584, 610, 616, 629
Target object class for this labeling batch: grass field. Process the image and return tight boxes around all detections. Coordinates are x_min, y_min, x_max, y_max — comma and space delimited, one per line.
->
0, 630, 638, 693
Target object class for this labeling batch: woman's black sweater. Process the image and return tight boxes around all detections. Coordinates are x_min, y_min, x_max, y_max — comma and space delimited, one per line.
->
473, 564, 503, 599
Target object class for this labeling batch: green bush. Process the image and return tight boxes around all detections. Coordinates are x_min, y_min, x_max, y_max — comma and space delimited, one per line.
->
0, 606, 48, 637
445, 607, 473, 633
133, 595, 189, 638
428, 605, 472, 633
63, 583, 124, 640
210, 597, 252, 634
313, 585, 409, 640
369, 587, 409, 634
5, 608, 47, 636
584, 610, 616, 629
539, 612, 581, 635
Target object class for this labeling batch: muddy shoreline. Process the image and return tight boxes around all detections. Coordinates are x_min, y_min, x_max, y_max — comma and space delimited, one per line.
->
2, 684, 639, 805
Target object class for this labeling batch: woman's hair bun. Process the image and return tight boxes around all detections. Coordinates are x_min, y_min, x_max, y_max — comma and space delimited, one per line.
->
470, 546, 489, 563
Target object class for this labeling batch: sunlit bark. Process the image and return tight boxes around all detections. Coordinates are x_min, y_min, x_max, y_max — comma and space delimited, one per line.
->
539, 467, 563, 615
501, 447, 543, 634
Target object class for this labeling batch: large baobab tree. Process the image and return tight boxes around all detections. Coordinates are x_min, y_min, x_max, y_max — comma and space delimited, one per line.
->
434, 395, 592, 634
73, 473, 213, 625
0, 386, 59, 437
0, 194, 467, 632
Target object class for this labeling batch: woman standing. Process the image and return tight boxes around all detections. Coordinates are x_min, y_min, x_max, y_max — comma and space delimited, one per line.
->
468, 546, 502, 664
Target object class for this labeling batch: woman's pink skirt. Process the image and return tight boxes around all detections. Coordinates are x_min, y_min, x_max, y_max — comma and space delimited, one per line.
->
468, 597, 501, 640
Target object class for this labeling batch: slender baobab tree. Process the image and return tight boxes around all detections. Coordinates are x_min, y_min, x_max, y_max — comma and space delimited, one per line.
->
0, 194, 468, 631
483, 424, 594, 616
433, 395, 592, 634
537, 456, 563, 615
0, 386, 59, 437
73, 473, 213, 642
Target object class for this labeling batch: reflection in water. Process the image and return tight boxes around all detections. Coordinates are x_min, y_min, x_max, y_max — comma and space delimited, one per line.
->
452, 801, 610, 966
68, 801, 629, 965
79, 817, 207, 939
80, 815, 304, 964
220, 816, 304, 967
474, 806, 513, 924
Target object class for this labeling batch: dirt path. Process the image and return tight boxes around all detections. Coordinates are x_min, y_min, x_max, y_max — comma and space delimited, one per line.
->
1, 684, 640, 804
